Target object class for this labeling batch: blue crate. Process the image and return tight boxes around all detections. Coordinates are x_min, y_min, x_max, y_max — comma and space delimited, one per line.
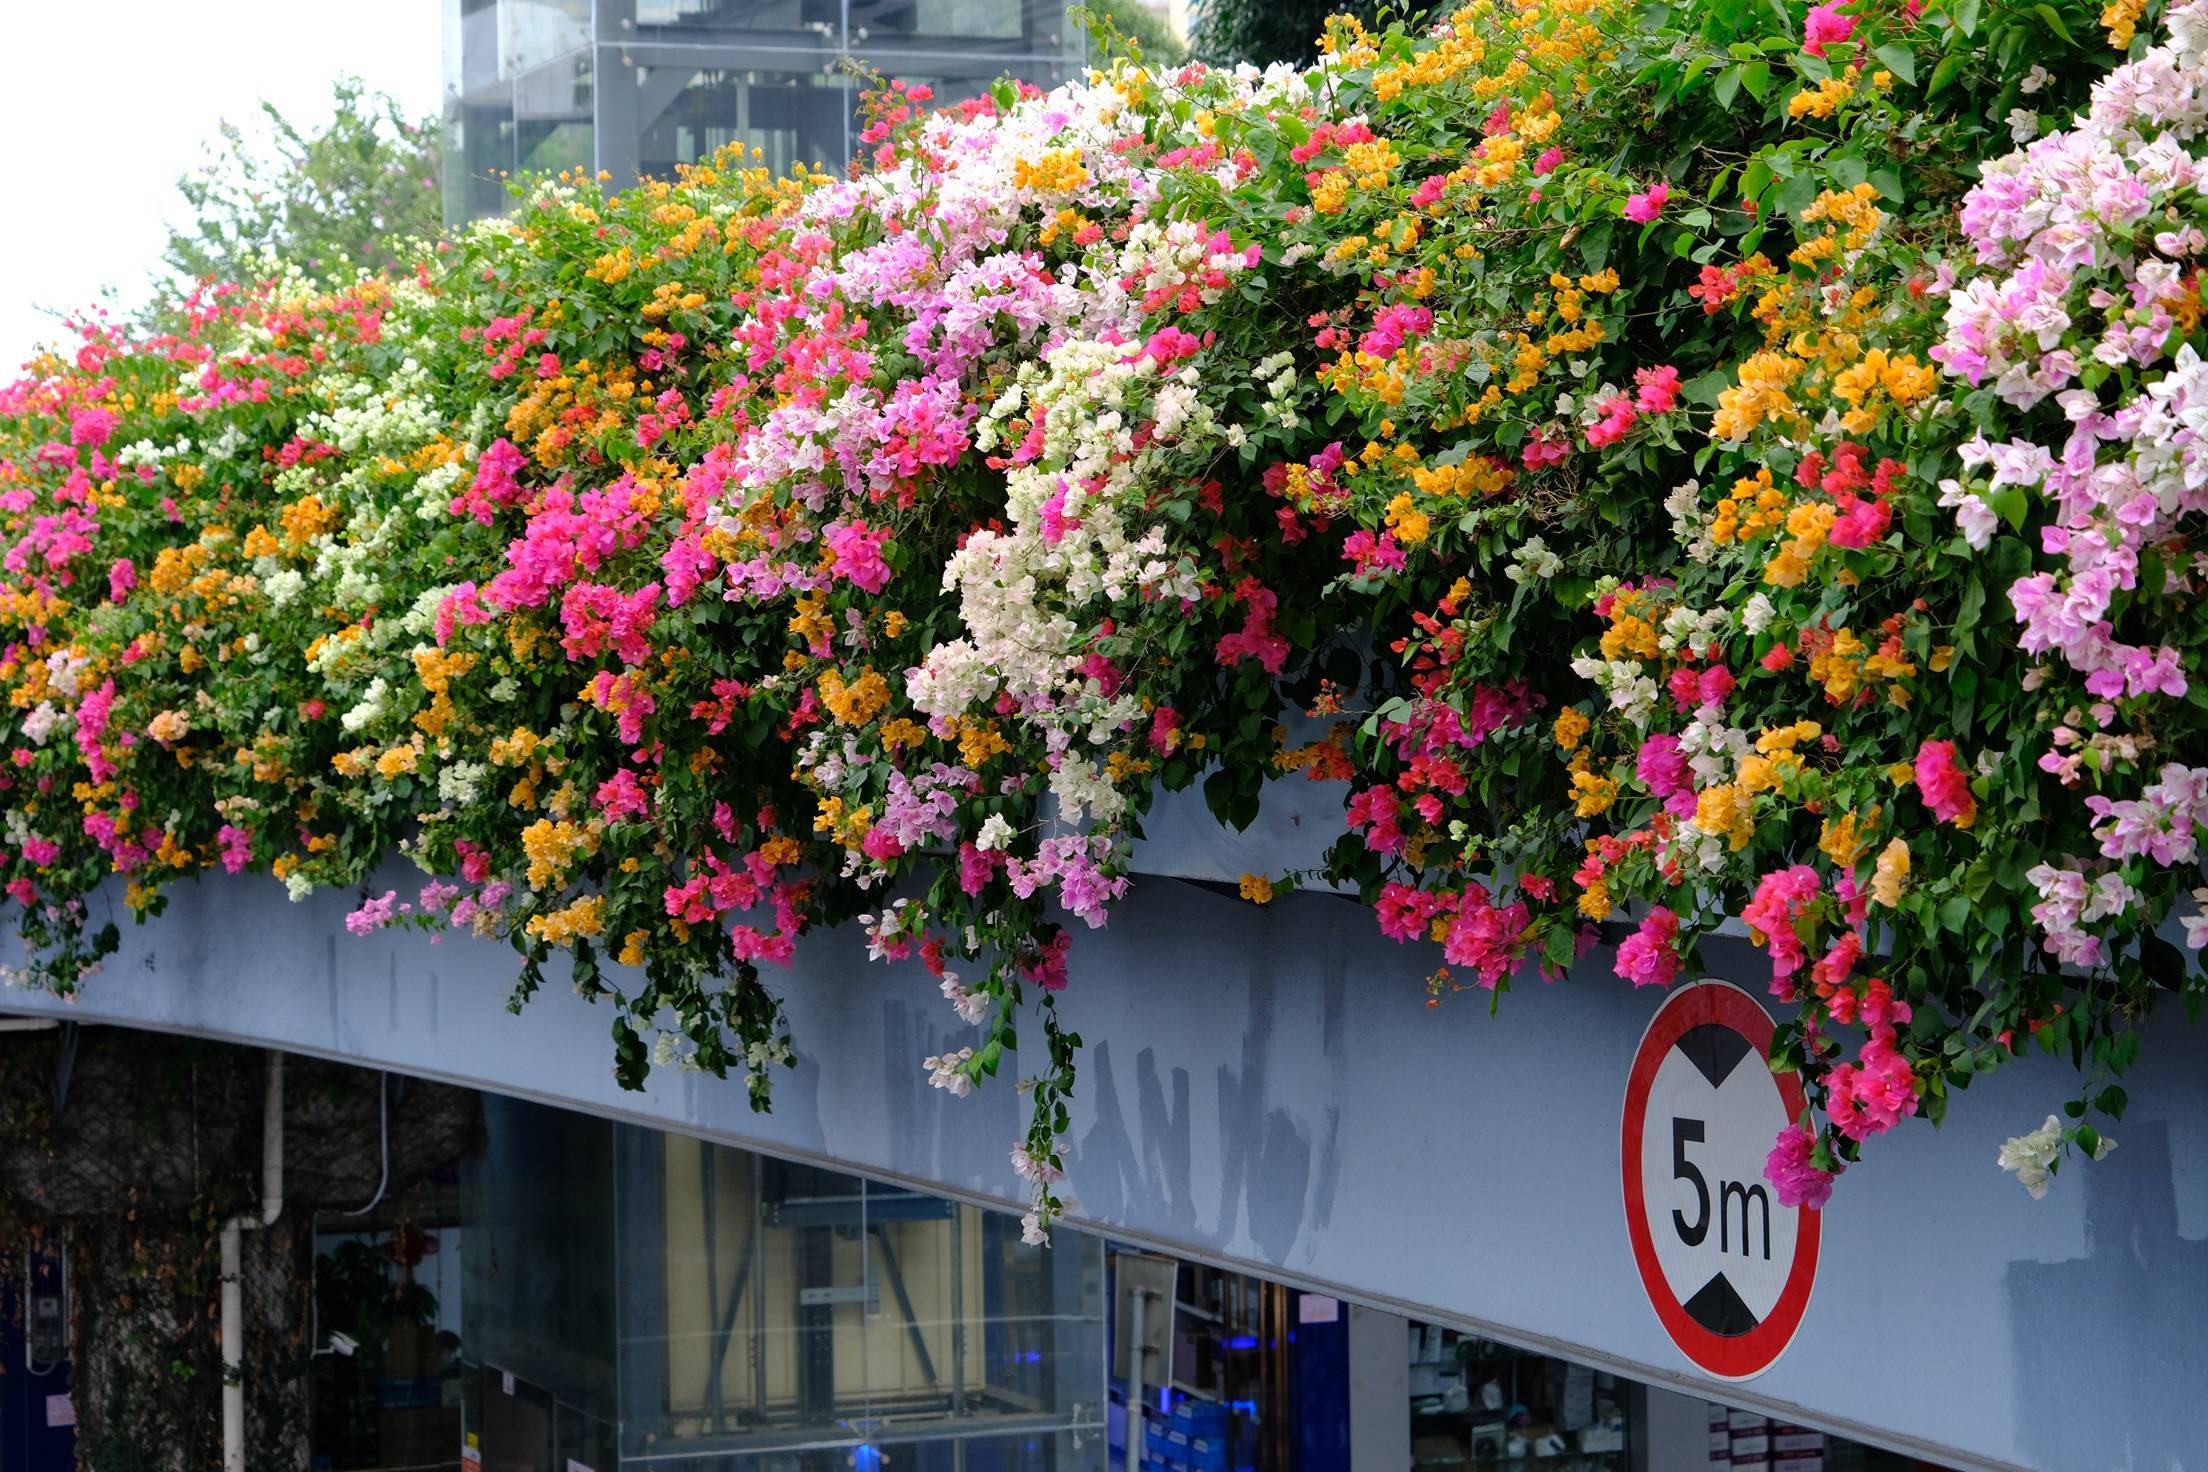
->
1175, 1438, 1228, 1472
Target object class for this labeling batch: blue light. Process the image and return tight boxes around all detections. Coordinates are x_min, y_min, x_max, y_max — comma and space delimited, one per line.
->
1159, 1387, 1172, 1413
855, 1447, 883, 1471
1226, 1335, 1259, 1351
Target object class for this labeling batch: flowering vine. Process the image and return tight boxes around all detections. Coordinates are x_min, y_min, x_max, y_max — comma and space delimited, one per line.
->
1, 0, 2202, 1232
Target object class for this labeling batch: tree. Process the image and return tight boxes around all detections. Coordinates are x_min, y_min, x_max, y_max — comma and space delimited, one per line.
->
163, 76, 441, 289
1082, 0, 1190, 67
1188, 0, 1420, 67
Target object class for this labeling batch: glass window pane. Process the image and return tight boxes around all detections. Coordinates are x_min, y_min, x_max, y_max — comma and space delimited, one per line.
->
442, 92, 518, 227
514, 51, 595, 178
460, 1097, 622, 1468
504, 0, 595, 75
634, 0, 846, 34
444, 0, 521, 225
852, 0, 1073, 49
636, 67, 854, 179
616, 1127, 1107, 1469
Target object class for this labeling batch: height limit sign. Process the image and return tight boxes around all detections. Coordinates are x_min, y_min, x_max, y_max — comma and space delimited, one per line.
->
1621, 981, 1819, 1379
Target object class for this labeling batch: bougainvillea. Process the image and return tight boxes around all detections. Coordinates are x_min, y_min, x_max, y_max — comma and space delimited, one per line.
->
2, 0, 2203, 1234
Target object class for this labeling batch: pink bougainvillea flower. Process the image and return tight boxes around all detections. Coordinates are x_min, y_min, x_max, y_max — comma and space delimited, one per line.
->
1521, 433, 1570, 468
1614, 906, 1682, 987
1765, 1125, 1837, 1208
1803, 2, 1857, 56
1633, 364, 1682, 414
1624, 181, 1669, 222
1584, 395, 1639, 448
1914, 739, 1977, 829
1742, 866, 1822, 993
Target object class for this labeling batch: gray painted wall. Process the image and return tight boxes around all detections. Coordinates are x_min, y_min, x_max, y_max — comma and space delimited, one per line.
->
8, 868, 2201, 1472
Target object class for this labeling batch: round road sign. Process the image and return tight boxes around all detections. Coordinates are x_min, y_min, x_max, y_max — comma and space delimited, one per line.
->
1621, 980, 1819, 1379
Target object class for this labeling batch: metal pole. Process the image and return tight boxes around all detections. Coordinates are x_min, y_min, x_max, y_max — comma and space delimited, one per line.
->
950, 1207, 966, 1413
701, 1142, 723, 1433
1127, 1288, 1149, 1472
752, 1154, 768, 1419
951, 1207, 967, 1472
222, 1053, 285, 1472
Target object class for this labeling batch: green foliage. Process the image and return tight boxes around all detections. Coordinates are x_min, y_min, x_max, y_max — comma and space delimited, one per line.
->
1082, 0, 1190, 65
1191, 0, 1424, 65
163, 75, 441, 289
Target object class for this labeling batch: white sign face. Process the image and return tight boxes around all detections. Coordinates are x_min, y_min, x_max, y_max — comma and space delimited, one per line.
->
1621, 982, 1820, 1380
1639, 1030, 1800, 1330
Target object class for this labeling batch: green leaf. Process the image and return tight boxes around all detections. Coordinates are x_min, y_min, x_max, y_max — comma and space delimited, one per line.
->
1873, 42, 1917, 84
1928, 51, 1968, 96
1578, 219, 1614, 273
2141, 931, 2186, 988
1714, 64, 1744, 110
1203, 768, 1261, 831
1956, 0, 1982, 34
1869, 167, 1905, 202
2032, 3, 2074, 41
1739, 157, 1773, 204
1684, 369, 1731, 406
1773, 170, 1819, 216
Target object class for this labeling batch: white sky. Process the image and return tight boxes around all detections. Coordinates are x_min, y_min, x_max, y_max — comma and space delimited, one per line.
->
0, 1, 445, 370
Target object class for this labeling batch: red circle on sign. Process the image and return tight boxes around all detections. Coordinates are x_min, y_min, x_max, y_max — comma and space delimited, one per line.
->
1621, 980, 1820, 1379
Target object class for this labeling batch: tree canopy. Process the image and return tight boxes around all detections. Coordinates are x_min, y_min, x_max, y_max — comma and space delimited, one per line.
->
163, 76, 441, 290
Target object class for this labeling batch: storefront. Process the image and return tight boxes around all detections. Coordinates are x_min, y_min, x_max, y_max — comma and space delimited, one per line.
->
306, 1089, 1959, 1472
1096, 1255, 1950, 1472
310, 1092, 1104, 1471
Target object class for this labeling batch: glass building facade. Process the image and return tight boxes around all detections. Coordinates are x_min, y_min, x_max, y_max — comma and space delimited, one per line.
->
427, 1096, 1108, 1471
442, 0, 1084, 223
308, 1089, 1106, 1472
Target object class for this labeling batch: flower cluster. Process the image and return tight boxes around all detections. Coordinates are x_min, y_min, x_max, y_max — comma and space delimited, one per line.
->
1, 0, 2201, 1230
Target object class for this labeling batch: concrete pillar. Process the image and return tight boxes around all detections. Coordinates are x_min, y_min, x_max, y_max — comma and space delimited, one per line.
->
1630, 1383, 1716, 1472
1348, 1305, 1410, 1472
